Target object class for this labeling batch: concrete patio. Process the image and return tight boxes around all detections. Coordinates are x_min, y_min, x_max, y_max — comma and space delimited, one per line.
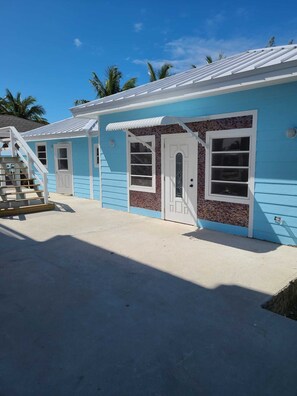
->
0, 193, 297, 395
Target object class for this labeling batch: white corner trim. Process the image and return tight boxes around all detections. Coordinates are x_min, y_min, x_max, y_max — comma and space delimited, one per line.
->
88, 133, 94, 199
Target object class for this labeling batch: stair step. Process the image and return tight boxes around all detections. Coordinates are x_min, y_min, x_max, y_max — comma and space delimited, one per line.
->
3, 190, 44, 196
0, 202, 55, 217
0, 184, 40, 189
4, 178, 35, 181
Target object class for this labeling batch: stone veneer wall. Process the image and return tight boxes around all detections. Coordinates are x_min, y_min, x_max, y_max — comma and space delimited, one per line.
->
130, 116, 252, 227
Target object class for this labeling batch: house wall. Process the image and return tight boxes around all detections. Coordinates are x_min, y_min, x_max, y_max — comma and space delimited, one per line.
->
100, 81, 297, 245
130, 116, 252, 228
28, 137, 100, 200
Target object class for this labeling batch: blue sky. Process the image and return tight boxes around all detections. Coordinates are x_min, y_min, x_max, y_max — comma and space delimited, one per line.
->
1, 0, 296, 122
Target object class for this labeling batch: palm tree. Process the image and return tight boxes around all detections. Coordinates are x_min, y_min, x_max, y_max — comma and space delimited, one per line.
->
0, 89, 48, 124
266, 36, 276, 47
74, 99, 90, 106
90, 67, 137, 98
75, 66, 137, 105
147, 62, 173, 82
205, 53, 225, 64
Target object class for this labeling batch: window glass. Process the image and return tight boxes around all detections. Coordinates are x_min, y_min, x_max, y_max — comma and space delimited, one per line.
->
175, 153, 183, 198
58, 159, 68, 170
129, 137, 155, 191
36, 144, 47, 166
211, 168, 248, 182
131, 165, 152, 176
130, 142, 152, 153
212, 153, 249, 167
58, 148, 68, 159
211, 182, 248, 197
131, 176, 152, 187
131, 154, 152, 164
208, 134, 251, 200
212, 137, 250, 152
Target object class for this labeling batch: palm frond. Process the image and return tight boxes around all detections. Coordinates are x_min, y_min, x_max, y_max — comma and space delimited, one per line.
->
147, 62, 157, 82
158, 63, 172, 79
89, 72, 107, 98
122, 77, 137, 91
74, 99, 90, 106
205, 55, 213, 64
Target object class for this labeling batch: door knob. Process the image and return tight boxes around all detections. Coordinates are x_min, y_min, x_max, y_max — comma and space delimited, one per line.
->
189, 184, 193, 187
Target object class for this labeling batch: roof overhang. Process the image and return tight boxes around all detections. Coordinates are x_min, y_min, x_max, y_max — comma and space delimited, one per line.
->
72, 66, 297, 119
22, 119, 98, 141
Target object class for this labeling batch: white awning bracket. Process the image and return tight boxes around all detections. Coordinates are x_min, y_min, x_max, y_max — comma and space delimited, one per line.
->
125, 130, 155, 153
106, 116, 208, 149
173, 118, 207, 148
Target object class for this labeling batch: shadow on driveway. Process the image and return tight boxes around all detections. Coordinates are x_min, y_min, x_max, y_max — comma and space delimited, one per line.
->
0, 224, 296, 396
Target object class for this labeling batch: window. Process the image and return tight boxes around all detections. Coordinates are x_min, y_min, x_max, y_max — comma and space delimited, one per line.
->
128, 135, 155, 192
175, 152, 183, 198
57, 147, 68, 170
205, 129, 253, 204
94, 144, 100, 167
36, 143, 47, 167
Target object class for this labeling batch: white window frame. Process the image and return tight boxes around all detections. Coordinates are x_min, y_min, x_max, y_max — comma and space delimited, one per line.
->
205, 128, 255, 205
35, 142, 47, 168
93, 143, 100, 167
128, 135, 156, 193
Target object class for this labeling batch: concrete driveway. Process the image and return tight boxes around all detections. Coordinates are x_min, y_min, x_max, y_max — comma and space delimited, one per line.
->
0, 194, 297, 396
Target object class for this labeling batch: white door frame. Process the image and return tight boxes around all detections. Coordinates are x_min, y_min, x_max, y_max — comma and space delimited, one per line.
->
54, 142, 74, 195
161, 133, 198, 225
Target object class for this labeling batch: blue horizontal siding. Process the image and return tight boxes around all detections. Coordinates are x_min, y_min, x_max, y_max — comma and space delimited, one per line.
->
28, 137, 98, 201
198, 219, 248, 237
100, 81, 297, 245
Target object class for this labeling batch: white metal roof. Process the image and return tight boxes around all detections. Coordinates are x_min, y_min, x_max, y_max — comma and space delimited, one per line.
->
22, 117, 98, 141
71, 45, 297, 117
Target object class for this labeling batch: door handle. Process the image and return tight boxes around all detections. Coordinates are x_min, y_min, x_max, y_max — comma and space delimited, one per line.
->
189, 184, 193, 187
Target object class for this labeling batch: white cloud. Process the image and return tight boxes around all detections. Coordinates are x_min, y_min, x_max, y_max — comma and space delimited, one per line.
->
133, 36, 258, 73
134, 22, 143, 32
74, 38, 82, 48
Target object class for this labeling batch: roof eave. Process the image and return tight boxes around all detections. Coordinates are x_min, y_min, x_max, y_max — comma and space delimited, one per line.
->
71, 67, 297, 119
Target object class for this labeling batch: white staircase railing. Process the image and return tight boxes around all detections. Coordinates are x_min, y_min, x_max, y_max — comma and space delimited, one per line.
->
0, 126, 49, 204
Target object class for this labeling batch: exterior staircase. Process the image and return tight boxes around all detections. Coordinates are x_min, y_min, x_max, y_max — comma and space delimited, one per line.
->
0, 126, 55, 217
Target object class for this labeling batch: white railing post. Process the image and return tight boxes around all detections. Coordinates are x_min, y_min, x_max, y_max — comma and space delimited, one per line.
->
43, 173, 48, 204
10, 130, 17, 157
27, 158, 33, 179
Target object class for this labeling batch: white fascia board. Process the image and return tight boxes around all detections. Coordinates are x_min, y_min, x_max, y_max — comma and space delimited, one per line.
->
23, 131, 88, 141
73, 70, 297, 119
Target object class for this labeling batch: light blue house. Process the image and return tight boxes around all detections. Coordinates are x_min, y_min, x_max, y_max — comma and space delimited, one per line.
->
24, 45, 297, 246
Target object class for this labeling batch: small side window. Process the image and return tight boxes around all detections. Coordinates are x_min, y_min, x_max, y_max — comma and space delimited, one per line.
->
36, 143, 47, 167
94, 144, 100, 167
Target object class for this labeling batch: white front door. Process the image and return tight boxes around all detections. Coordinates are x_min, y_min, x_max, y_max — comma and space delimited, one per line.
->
54, 143, 73, 195
164, 134, 198, 225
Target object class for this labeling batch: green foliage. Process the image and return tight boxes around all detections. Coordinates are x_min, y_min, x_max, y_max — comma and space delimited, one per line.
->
75, 66, 137, 104
267, 36, 276, 47
147, 62, 172, 81
0, 89, 48, 124
74, 99, 90, 106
